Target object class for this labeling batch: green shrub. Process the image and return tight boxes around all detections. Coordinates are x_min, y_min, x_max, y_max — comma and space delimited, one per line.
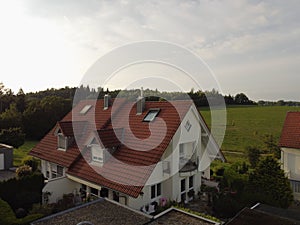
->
0, 198, 43, 225
0, 198, 16, 225
0, 173, 44, 212
16, 165, 32, 178
21, 156, 39, 172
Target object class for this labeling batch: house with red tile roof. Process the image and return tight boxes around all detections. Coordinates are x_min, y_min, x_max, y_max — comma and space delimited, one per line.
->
30, 94, 225, 212
279, 111, 300, 200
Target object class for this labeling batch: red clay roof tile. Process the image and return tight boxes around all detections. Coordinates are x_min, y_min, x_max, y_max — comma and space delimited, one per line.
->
31, 99, 195, 197
279, 111, 300, 149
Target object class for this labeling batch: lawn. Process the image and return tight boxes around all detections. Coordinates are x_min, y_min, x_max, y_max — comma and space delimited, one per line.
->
13, 141, 38, 167
200, 105, 299, 162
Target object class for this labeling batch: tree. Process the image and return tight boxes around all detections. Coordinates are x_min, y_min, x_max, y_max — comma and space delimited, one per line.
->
246, 146, 260, 168
263, 134, 281, 159
0, 103, 23, 129
0, 127, 25, 148
247, 157, 293, 208
234, 93, 251, 105
16, 88, 26, 113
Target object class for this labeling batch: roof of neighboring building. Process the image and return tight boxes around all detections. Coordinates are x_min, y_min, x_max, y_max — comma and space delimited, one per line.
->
279, 111, 300, 149
227, 207, 299, 225
254, 203, 300, 224
148, 207, 219, 225
31, 198, 152, 225
31, 200, 220, 225
0, 143, 13, 149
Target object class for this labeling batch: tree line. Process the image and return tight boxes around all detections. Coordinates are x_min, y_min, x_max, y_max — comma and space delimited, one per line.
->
0, 82, 269, 147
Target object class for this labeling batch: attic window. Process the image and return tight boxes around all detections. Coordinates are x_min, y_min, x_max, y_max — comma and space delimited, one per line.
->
80, 105, 92, 115
143, 109, 160, 122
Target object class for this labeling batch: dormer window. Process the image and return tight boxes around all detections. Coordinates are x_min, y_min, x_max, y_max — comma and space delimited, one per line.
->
143, 109, 160, 122
56, 129, 67, 151
88, 138, 104, 165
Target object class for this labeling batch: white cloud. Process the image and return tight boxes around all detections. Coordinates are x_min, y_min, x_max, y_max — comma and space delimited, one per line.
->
0, 0, 299, 100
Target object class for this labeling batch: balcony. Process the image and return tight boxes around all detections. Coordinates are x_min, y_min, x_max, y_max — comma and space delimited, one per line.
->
179, 158, 198, 173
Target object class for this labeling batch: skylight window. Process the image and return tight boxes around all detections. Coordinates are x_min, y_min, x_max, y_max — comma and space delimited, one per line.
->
80, 105, 92, 115
143, 109, 160, 122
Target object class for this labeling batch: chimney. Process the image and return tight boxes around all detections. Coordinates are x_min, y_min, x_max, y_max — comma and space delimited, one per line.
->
104, 94, 111, 110
136, 87, 145, 115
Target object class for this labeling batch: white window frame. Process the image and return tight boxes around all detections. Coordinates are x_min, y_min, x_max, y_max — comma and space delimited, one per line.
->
91, 144, 104, 164
57, 133, 67, 151
179, 144, 185, 161
180, 178, 187, 202
185, 120, 192, 132
50, 163, 64, 179
150, 183, 162, 200
291, 180, 300, 193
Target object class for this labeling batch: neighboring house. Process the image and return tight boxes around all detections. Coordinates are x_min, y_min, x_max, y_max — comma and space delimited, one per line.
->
31, 198, 220, 225
0, 143, 13, 170
279, 112, 300, 200
30, 93, 225, 212
227, 203, 300, 225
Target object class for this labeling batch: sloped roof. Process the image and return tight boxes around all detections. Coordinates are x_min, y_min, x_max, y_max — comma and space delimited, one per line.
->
30, 98, 219, 198
58, 121, 88, 137
96, 128, 123, 149
31, 198, 151, 225
279, 112, 300, 149
67, 100, 193, 197
227, 207, 299, 225
30, 99, 125, 167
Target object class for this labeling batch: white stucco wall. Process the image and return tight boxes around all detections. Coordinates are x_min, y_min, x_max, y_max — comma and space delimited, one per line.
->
127, 105, 210, 210
43, 177, 81, 203
281, 147, 300, 180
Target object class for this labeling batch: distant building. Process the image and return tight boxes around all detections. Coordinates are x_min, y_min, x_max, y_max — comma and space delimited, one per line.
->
279, 112, 300, 200
30, 93, 225, 213
0, 143, 13, 170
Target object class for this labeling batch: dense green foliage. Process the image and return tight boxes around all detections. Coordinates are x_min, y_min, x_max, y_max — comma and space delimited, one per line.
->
16, 165, 33, 178
247, 157, 293, 208
0, 127, 25, 148
13, 141, 38, 167
21, 156, 39, 172
0, 173, 44, 212
211, 157, 293, 218
246, 146, 260, 168
0, 198, 42, 225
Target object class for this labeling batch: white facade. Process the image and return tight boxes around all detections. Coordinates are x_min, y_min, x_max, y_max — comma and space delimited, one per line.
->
39, 105, 221, 212
281, 147, 300, 200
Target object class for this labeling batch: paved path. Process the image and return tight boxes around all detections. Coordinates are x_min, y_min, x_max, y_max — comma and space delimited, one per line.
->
0, 170, 15, 181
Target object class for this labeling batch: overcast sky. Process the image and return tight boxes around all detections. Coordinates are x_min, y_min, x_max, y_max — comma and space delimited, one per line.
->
0, 0, 299, 101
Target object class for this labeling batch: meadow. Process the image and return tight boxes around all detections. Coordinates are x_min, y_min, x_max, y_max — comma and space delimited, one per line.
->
200, 105, 299, 163
12, 105, 299, 166
13, 141, 38, 166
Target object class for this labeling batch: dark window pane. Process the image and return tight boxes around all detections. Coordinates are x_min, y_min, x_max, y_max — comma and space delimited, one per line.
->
151, 185, 156, 199
57, 165, 64, 177
157, 183, 161, 196
189, 176, 194, 188
181, 179, 186, 192
91, 188, 98, 196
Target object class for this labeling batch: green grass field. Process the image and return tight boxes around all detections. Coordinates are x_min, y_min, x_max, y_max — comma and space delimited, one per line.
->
200, 105, 299, 162
12, 105, 299, 166
13, 141, 38, 167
